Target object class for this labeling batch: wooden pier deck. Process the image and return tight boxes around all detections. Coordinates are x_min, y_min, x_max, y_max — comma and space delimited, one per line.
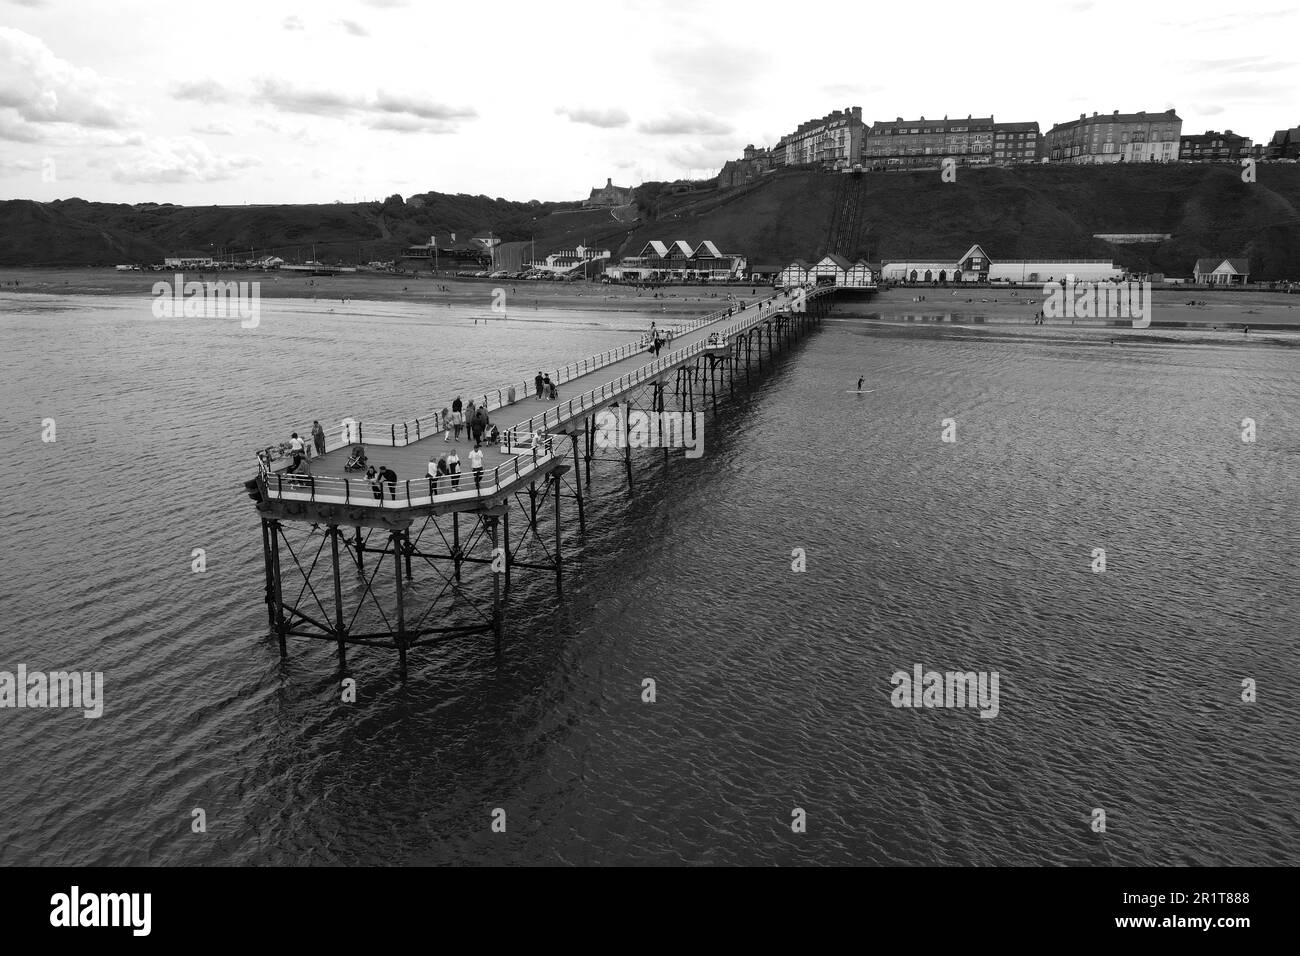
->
253, 287, 825, 521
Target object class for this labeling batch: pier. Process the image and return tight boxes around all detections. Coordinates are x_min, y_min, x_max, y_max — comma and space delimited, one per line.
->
247, 282, 869, 674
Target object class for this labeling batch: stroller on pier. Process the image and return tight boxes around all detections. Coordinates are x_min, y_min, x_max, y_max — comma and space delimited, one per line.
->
344, 445, 367, 472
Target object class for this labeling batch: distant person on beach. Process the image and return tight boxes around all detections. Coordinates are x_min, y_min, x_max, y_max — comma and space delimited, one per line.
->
286, 433, 305, 473
857, 376, 864, 390
469, 447, 484, 488
311, 420, 325, 457
447, 449, 461, 487
535, 372, 544, 398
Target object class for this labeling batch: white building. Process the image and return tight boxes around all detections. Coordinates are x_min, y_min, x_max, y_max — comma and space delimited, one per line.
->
1193, 257, 1250, 285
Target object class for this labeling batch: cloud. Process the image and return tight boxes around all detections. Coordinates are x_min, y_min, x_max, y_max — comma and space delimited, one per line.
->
555, 105, 629, 129
638, 111, 733, 136
253, 78, 476, 131
368, 115, 457, 134
335, 19, 369, 37
0, 27, 128, 130
361, 0, 408, 6
109, 136, 260, 183
1187, 56, 1293, 74
253, 77, 357, 115
374, 90, 475, 121
1191, 104, 1226, 116
191, 121, 234, 135
665, 143, 734, 171
171, 78, 235, 104
282, 15, 304, 30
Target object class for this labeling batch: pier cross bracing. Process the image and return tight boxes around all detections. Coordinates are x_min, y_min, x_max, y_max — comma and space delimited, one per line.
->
247, 283, 860, 674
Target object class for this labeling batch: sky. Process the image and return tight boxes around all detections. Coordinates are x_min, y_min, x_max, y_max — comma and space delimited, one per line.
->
0, 0, 1296, 206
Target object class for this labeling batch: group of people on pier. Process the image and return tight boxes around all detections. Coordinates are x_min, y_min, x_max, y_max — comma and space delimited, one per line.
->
439, 395, 495, 446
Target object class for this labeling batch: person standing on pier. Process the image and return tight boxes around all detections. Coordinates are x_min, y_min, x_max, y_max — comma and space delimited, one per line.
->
466, 399, 477, 433
381, 466, 398, 500
287, 433, 305, 473
367, 466, 383, 501
452, 395, 464, 439
469, 446, 484, 489
447, 449, 461, 488
311, 420, 325, 457
441, 407, 451, 441
433, 454, 449, 493
535, 372, 544, 399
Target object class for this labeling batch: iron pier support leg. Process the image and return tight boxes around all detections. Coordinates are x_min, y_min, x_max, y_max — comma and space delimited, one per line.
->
404, 528, 413, 582
553, 474, 563, 598
569, 432, 586, 534
528, 481, 539, 530
487, 515, 503, 658
503, 508, 512, 592
354, 526, 364, 572
329, 525, 347, 670
452, 511, 462, 582
260, 518, 275, 631
392, 529, 408, 680
269, 520, 286, 657
584, 415, 593, 484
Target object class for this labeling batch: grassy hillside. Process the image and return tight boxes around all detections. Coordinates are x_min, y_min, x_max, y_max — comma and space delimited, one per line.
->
4, 164, 1299, 277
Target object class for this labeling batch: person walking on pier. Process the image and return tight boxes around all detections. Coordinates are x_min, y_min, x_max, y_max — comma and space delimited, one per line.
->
367, 466, 383, 501
466, 399, 477, 433
472, 405, 488, 447
535, 371, 544, 399
381, 466, 398, 500
452, 395, 464, 439
286, 432, 305, 473
441, 407, 451, 441
447, 449, 461, 488
469, 446, 484, 489
543, 373, 555, 399
311, 420, 325, 457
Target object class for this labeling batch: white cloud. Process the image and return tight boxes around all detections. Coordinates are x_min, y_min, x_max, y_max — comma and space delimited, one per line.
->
0, 27, 128, 130
109, 136, 260, 183
556, 106, 630, 129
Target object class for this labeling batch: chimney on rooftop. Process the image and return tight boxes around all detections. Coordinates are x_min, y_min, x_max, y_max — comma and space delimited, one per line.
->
606, 177, 612, 188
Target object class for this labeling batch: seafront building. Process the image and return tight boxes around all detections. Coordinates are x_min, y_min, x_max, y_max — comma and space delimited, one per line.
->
1264, 123, 1300, 160
880, 244, 1122, 283
584, 177, 634, 208
1192, 258, 1251, 284
775, 255, 873, 288
862, 115, 1040, 168
528, 245, 611, 275
605, 240, 746, 281
1179, 130, 1253, 162
1044, 109, 1182, 164
773, 107, 865, 170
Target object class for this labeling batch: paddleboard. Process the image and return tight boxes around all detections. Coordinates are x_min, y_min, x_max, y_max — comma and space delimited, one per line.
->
845, 389, 875, 393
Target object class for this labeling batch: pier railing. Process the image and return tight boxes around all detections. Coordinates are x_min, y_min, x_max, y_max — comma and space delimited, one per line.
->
506, 286, 827, 437
258, 289, 795, 468
256, 283, 821, 478
262, 434, 563, 509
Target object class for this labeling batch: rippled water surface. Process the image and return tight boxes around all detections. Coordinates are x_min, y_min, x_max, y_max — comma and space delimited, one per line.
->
1, 294, 1297, 866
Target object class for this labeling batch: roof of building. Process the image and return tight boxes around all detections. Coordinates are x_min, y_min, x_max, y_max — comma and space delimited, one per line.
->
1050, 109, 1181, 132
1195, 257, 1250, 273
816, 254, 855, 270
869, 115, 995, 133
